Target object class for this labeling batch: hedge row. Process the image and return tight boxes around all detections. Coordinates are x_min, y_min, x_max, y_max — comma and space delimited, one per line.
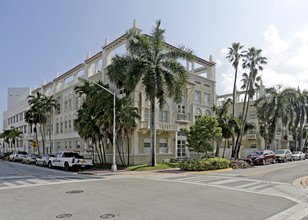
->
180, 158, 230, 171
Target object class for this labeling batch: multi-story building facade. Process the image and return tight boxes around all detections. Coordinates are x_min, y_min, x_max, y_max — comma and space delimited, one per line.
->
217, 84, 294, 158
2, 88, 34, 153
2, 20, 217, 165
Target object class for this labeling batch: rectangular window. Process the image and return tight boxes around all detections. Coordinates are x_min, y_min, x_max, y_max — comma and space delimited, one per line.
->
23, 125, 26, 134
159, 111, 168, 123
76, 97, 81, 109
65, 141, 67, 149
56, 123, 59, 134
68, 99, 72, 110
69, 120, 71, 129
144, 108, 150, 121
251, 144, 257, 148
204, 93, 210, 106
57, 142, 61, 152
76, 140, 80, 148
194, 91, 201, 104
65, 121, 67, 130
57, 97, 61, 114
250, 111, 256, 119
69, 141, 72, 149
159, 138, 168, 154
144, 138, 150, 154
60, 122, 63, 133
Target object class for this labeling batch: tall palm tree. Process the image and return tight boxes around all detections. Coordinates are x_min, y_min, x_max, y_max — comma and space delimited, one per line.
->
106, 20, 194, 166
226, 43, 245, 157
212, 98, 240, 158
27, 92, 48, 154
255, 86, 292, 149
24, 109, 40, 154
234, 47, 267, 158
42, 95, 56, 154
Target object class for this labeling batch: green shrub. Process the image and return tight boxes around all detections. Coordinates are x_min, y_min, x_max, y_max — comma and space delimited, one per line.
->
180, 158, 230, 171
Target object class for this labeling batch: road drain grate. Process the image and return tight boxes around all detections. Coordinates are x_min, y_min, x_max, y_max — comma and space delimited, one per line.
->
100, 214, 116, 219
66, 190, 84, 194
56, 214, 72, 218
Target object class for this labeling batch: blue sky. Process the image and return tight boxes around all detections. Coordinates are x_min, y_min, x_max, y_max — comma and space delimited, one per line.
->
1, 0, 308, 131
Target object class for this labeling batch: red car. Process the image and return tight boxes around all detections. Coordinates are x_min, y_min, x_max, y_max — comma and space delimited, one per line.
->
246, 150, 276, 165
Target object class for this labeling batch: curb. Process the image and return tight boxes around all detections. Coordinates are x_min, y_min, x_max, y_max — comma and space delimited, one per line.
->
78, 167, 233, 176
301, 176, 308, 187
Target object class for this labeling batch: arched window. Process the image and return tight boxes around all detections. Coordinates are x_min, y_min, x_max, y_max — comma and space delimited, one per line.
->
195, 108, 202, 121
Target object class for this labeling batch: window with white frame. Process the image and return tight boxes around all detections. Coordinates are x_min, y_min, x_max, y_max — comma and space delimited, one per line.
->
144, 108, 150, 121
178, 90, 186, 113
204, 93, 210, 106
76, 140, 80, 148
159, 111, 168, 123
159, 138, 168, 153
250, 110, 256, 119
144, 138, 150, 154
194, 91, 201, 104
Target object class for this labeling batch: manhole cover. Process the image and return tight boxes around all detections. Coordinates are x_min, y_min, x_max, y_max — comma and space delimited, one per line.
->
56, 214, 72, 218
66, 190, 84, 194
100, 214, 116, 219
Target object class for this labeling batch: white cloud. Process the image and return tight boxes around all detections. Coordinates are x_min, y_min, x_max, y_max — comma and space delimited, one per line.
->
216, 58, 222, 67
217, 25, 308, 95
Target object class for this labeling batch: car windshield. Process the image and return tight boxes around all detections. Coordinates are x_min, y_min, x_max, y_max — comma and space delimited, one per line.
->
275, 151, 285, 154
293, 152, 300, 154
250, 151, 263, 156
18, 151, 28, 155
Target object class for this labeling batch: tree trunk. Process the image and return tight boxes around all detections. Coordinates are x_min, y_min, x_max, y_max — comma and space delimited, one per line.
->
127, 136, 130, 166
150, 97, 157, 166
232, 67, 238, 157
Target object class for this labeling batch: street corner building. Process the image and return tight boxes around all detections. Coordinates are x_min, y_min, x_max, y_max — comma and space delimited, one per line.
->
2, 19, 218, 165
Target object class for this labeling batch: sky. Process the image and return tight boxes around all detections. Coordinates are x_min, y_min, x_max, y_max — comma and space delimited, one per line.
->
1, 0, 308, 131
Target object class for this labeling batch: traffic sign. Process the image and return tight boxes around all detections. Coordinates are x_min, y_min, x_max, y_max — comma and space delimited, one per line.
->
31, 142, 38, 148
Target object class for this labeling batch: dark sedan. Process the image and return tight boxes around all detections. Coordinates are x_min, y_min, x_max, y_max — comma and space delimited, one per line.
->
246, 150, 276, 165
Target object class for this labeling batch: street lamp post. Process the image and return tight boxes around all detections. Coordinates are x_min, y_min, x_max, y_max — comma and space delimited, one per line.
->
78, 77, 117, 172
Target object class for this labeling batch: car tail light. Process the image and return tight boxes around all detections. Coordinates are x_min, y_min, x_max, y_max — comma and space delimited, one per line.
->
72, 158, 75, 163
16, 154, 18, 157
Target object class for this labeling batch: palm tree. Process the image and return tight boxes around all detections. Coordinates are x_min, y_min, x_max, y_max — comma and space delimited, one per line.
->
234, 47, 267, 158
42, 95, 56, 154
226, 43, 245, 157
255, 86, 292, 149
25, 109, 40, 154
27, 92, 48, 154
116, 97, 140, 165
106, 20, 194, 166
212, 98, 240, 158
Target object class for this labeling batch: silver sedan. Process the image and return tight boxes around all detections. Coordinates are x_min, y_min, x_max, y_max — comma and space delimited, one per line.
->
36, 154, 53, 167
292, 151, 306, 160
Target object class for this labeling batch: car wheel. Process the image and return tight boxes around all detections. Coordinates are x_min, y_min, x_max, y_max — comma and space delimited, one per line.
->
263, 159, 266, 165
36, 162, 39, 166
283, 157, 287, 163
48, 162, 52, 169
64, 163, 69, 171
43, 161, 46, 167
272, 158, 275, 164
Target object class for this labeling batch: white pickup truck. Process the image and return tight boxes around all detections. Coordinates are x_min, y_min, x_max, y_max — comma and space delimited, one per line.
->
48, 151, 93, 171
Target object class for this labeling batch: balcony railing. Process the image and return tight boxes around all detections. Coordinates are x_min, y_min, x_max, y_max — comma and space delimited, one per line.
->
176, 112, 190, 122
246, 134, 257, 139
139, 121, 178, 131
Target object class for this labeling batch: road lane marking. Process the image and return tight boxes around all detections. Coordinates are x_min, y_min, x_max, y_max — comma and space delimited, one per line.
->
244, 165, 298, 176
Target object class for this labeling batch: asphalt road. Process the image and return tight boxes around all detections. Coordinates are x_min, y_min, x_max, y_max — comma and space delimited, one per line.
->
0, 159, 307, 219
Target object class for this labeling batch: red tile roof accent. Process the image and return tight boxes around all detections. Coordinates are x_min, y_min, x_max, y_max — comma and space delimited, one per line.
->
84, 51, 102, 63
54, 63, 84, 82
102, 34, 126, 49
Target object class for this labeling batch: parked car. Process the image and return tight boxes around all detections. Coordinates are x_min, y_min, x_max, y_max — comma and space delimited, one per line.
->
48, 151, 93, 171
22, 154, 37, 164
292, 151, 306, 160
0, 152, 4, 159
9, 151, 28, 162
274, 149, 293, 162
246, 150, 276, 165
36, 154, 54, 167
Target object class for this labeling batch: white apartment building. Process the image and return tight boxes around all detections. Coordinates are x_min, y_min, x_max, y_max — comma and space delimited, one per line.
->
2, 20, 217, 165
217, 84, 294, 158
